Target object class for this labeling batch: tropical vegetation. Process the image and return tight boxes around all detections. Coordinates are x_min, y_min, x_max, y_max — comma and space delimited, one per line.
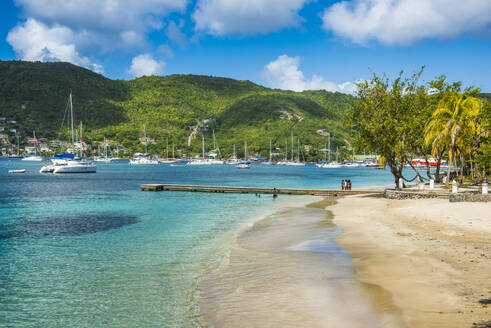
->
349, 68, 490, 187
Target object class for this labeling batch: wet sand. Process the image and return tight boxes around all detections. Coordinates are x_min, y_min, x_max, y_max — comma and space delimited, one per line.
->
198, 196, 404, 328
331, 195, 491, 328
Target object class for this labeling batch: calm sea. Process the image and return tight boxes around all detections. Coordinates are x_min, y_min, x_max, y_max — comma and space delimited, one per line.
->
0, 159, 397, 327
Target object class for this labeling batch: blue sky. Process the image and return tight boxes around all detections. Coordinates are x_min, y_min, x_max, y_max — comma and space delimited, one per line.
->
1, 0, 490, 93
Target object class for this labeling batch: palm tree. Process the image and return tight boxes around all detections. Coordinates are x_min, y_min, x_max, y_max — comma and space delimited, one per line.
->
425, 91, 482, 184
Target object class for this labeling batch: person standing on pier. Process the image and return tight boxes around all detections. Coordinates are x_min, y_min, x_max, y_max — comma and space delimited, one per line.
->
341, 179, 345, 190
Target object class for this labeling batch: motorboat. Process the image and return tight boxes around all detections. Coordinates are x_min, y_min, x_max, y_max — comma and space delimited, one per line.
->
129, 154, 159, 165
22, 154, 43, 161
8, 169, 26, 173
343, 162, 360, 167
236, 162, 251, 169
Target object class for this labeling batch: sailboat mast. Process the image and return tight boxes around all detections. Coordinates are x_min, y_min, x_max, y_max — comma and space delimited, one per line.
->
297, 138, 300, 163
291, 131, 293, 161
144, 125, 147, 154
328, 133, 331, 162
70, 92, 74, 154
285, 139, 288, 161
269, 138, 272, 162
324, 143, 327, 162
244, 141, 247, 161
80, 121, 84, 157
166, 138, 169, 160
172, 143, 174, 159
202, 134, 205, 159
233, 144, 236, 159
33, 131, 37, 156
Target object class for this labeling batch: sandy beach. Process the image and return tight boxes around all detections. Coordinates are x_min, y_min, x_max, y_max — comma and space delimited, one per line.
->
331, 195, 491, 328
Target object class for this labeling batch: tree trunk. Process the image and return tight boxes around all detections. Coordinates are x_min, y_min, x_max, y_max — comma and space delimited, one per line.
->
446, 149, 452, 184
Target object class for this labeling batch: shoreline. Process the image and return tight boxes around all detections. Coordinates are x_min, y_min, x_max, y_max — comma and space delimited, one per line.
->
197, 196, 404, 327
331, 195, 491, 328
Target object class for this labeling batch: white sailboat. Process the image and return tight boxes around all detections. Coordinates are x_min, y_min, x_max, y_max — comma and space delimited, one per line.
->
261, 138, 275, 165
188, 133, 224, 165
159, 138, 177, 164
94, 136, 113, 162
226, 144, 241, 164
343, 148, 360, 167
130, 126, 158, 165
286, 134, 305, 166
53, 98, 96, 173
317, 133, 342, 168
236, 141, 251, 169
22, 131, 43, 161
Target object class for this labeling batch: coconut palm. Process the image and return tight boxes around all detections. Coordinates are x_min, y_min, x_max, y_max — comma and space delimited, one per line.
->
425, 91, 482, 183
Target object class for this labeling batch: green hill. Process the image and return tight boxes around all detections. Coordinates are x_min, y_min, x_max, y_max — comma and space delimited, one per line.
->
0, 60, 353, 160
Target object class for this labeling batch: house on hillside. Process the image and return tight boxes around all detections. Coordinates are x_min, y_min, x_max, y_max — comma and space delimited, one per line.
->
316, 129, 329, 137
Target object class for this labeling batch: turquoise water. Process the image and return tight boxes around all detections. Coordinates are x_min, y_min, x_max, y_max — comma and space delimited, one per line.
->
0, 159, 399, 327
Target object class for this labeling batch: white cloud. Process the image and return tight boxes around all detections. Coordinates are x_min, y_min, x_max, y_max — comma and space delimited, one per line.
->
7, 18, 103, 73
14, 0, 187, 34
7, 0, 188, 72
322, 0, 491, 46
263, 55, 357, 94
193, 0, 309, 36
166, 20, 187, 48
127, 54, 165, 77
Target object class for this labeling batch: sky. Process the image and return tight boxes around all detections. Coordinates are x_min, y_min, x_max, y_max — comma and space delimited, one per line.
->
0, 0, 490, 93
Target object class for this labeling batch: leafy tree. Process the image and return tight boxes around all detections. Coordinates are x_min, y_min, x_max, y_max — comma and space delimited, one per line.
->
349, 69, 427, 187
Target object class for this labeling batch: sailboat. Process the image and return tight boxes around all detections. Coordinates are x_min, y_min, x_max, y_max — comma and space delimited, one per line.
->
276, 139, 290, 165
343, 148, 360, 167
159, 138, 177, 164
286, 134, 305, 166
187, 132, 224, 165
236, 141, 251, 169
317, 133, 342, 168
94, 136, 113, 162
52, 94, 96, 173
226, 144, 241, 165
22, 131, 43, 161
130, 125, 159, 165
261, 138, 275, 165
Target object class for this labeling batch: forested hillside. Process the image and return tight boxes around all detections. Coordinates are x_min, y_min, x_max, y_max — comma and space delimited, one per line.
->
0, 61, 354, 160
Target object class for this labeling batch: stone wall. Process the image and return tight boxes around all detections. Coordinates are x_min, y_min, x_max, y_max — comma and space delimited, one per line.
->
449, 193, 490, 203
384, 189, 445, 200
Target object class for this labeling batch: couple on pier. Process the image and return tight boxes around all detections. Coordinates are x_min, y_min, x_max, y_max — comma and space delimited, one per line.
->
341, 179, 352, 190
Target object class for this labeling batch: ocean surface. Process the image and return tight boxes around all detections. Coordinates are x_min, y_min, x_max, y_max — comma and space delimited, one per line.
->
0, 159, 400, 327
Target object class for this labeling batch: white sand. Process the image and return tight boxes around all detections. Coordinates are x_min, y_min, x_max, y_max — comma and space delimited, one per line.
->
331, 195, 491, 328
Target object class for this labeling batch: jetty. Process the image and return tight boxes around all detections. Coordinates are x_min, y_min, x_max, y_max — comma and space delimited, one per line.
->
140, 184, 383, 196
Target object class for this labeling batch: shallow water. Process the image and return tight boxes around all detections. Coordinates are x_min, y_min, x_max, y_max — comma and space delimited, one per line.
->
0, 159, 402, 327
198, 202, 405, 328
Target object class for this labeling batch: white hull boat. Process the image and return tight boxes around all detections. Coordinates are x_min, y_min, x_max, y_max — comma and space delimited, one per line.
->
236, 163, 251, 169
316, 162, 343, 168
129, 157, 159, 165
22, 155, 43, 161
53, 160, 96, 173
9, 169, 26, 173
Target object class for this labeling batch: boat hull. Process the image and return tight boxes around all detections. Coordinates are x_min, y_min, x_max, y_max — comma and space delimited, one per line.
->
53, 164, 96, 173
